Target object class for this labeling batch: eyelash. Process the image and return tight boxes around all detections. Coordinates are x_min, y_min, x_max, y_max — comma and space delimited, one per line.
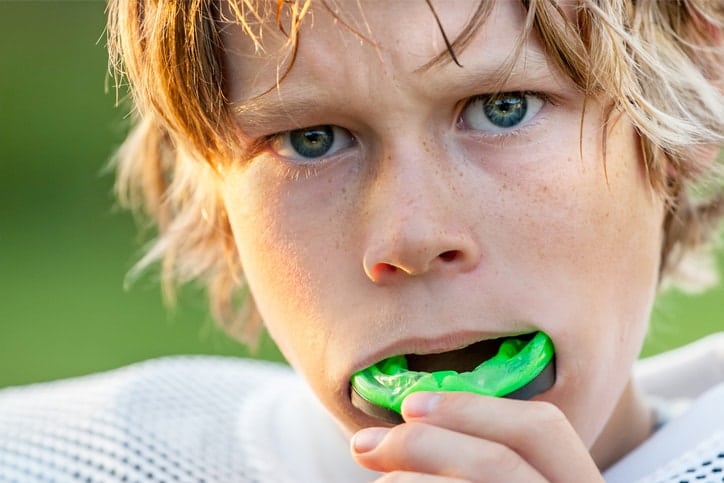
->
250, 90, 556, 169
456, 90, 554, 141
247, 134, 332, 179
252, 129, 354, 165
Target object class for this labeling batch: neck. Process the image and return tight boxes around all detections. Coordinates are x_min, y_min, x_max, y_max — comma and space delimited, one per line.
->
590, 379, 654, 470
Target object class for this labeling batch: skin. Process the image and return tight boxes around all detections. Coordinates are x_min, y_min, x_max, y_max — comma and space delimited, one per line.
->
219, 1, 665, 480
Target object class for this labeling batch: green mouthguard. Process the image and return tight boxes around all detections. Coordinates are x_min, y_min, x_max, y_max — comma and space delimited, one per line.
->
350, 331, 555, 421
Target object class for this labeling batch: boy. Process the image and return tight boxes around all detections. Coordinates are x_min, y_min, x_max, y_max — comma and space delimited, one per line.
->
1, 1, 723, 481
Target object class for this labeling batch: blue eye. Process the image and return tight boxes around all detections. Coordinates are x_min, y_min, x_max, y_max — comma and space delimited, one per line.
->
461, 92, 544, 132
272, 125, 354, 161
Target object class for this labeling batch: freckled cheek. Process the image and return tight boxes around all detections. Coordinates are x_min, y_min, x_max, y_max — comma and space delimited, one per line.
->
495, 138, 660, 279
221, 182, 304, 343
220, 171, 359, 362
543, 188, 657, 302
488, 141, 662, 344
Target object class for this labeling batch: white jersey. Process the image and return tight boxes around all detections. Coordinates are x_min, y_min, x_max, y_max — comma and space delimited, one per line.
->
604, 333, 724, 482
1, 334, 723, 482
0, 356, 376, 483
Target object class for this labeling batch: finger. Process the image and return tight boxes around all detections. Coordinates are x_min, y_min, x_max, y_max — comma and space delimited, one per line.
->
351, 423, 547, 483
400, 392, 602, 482
375, 470, 470, 483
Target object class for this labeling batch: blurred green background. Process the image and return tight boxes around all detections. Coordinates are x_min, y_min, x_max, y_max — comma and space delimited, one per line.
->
0, 2, 721, 389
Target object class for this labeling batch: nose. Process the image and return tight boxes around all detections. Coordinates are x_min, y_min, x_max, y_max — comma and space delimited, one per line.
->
361, 146, 482, 285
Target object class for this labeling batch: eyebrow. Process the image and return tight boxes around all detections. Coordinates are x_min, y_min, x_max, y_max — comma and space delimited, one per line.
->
232, 89, 330, 136
232, 47, 554, 135
423, 48, 553, 92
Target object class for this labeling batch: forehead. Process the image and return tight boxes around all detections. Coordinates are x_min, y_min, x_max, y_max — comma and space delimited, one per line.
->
220, 1, 544, 103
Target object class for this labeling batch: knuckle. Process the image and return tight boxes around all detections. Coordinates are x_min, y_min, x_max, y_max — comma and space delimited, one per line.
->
485, 442, 525, 475
531, 400, 567, 426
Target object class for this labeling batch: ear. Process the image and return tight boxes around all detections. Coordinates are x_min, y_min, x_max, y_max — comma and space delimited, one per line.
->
688, 6, 723, 45
687, 6, 723, 168
692, 144, 721, 174
662, 145, 721, 183
702, 145, 723, 163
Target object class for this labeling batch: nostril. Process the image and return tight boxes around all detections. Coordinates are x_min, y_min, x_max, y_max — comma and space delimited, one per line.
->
439, 250, 460, 262
374, 263, 399, 274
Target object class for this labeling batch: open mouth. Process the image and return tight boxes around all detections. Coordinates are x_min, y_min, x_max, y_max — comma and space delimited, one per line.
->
350, 331, 555, 424
406, 332, 536, 373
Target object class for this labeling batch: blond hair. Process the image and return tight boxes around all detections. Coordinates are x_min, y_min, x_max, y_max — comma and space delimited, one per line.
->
107, 0, 724, 345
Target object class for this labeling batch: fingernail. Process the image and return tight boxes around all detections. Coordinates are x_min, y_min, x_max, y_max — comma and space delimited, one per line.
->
351, 428, 388, 454
402, 392, 441, 418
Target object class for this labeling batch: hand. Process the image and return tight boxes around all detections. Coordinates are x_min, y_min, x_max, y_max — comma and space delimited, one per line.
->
350, 392, 603, 482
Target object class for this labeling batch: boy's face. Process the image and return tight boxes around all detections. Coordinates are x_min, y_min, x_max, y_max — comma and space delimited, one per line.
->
220, 1, 664, 445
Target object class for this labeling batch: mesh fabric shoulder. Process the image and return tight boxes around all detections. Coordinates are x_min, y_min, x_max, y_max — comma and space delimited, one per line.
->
605, 382, 724, 483
0, 356, 295, 483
